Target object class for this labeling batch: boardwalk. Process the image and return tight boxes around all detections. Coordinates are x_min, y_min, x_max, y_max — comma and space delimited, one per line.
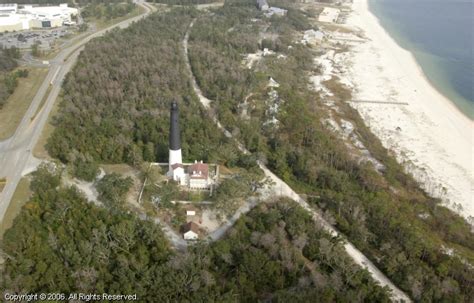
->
348, 99, 409, 105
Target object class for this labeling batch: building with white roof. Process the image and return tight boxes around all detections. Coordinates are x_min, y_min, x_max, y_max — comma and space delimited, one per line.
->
20, 4, 78, 23
181, 222, 199, 240
0, 14, 29, 32
0, 3, 78, 32
0, 4, 18, 14
318, 7, 340, 23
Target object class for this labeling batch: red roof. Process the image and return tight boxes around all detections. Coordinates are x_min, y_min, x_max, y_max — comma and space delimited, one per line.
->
171, 163, 184, 170
188, 162, 208, 179
182, 222, 199, 233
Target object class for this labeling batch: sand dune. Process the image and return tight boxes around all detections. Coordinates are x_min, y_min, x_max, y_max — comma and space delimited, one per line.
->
346, 0, 474, 220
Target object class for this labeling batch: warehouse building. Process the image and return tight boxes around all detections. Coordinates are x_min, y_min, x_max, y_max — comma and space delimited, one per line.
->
0, 4, 18, 14
0, 14, 29, 32
0, 3, 78, 32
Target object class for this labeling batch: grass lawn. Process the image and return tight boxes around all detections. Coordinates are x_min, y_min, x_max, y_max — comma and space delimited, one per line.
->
0, 177, 32, 240
33, 96, 60, 159
182, 190, 211, 202
101, 164, 136, 175
30, 84, 52, 122
0, 67, 49, 140
0, 178, 5, 193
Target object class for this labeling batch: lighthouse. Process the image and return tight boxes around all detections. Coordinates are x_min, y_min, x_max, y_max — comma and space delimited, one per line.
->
168, 101, 185, 182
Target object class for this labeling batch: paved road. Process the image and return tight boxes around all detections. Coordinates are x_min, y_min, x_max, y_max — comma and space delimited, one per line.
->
18, 25, 98, 68
0, 1, 155, 225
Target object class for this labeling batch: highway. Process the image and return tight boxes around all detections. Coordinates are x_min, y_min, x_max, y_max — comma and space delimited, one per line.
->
0, 1, 155, 225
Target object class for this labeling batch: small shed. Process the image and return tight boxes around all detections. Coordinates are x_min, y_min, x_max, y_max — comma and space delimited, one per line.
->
182, 222, 199, 240
184, 204, 198, 217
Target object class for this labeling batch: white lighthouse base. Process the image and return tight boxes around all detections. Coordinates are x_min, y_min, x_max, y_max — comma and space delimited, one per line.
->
169, 149, 183, 168
168, 149, 184, 183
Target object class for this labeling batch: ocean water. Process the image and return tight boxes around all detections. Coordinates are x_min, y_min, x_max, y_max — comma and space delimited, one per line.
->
369, 0, 474, 119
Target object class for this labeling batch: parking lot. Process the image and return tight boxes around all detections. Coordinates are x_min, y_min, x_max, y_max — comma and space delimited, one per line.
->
0, 27, 75, 50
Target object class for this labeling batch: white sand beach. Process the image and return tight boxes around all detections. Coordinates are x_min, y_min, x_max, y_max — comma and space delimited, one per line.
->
346, 0, 474, 219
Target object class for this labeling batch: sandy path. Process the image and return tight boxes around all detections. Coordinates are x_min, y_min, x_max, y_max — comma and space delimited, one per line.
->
183, 18, 411, 302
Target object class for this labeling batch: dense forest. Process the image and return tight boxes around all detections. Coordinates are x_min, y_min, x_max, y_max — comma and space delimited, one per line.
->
187, 0, 474, 301
1, 164, 172, 296
81, 2, 136, 21
1, 0, 473, 301
46, 8, 247, 181
1, 165, 391, 301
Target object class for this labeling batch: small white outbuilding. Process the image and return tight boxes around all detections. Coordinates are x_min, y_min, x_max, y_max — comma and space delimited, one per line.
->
182, 222, 199, 240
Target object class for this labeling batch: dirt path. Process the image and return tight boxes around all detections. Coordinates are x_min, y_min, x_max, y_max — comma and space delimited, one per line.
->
182, 19, 411, 302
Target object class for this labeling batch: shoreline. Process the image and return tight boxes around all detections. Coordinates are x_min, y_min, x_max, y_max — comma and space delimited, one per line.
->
368, 0, 474, 121
345, 0, 474, 219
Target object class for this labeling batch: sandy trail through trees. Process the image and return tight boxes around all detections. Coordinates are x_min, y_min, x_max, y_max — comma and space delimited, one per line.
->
181, 17, 411, 302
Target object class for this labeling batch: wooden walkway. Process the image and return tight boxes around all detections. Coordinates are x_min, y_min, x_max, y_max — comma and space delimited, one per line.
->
330, 37, 366, 43
347, 100, 409, 105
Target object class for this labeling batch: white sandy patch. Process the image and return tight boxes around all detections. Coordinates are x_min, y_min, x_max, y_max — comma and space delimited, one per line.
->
309, 75, 333, 97
63, 177, 100, 205
310, 50, 354, 97
309, 51, 334, 97
243, 52, 263, 69
347, 0, 474, 218
264, 87, 282, 126
242, 48, 276, 69
21, 156, 43, 176
201, 209, 221, 232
